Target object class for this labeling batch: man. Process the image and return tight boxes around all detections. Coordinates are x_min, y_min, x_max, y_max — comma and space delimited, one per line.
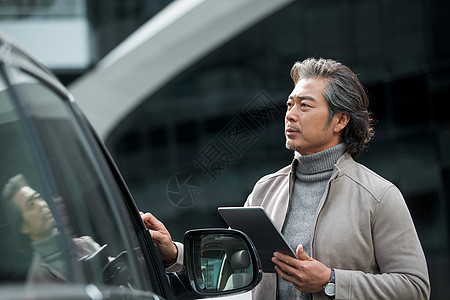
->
142, 58, 430, 299
2, 174, 100, 283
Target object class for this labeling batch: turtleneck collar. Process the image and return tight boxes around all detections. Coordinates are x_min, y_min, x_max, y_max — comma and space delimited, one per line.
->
31, 230, 61, 259
294, 143, 346, 175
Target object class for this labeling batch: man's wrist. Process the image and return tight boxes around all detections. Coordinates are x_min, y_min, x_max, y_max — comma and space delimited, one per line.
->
163, 243, 178, 266
323, 268, 335, 299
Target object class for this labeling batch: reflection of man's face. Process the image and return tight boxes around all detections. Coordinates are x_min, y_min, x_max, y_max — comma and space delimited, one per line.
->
12, 186, 56, 241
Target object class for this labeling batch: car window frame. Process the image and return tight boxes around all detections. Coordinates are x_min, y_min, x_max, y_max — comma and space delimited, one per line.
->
86, 116, 176, 299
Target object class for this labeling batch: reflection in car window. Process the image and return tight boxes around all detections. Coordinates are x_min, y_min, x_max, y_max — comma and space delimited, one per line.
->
1, 173, 101, 284
0, 68, 153, 293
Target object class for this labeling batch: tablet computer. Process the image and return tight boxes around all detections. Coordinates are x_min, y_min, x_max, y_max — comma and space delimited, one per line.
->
218, 206, 297, 273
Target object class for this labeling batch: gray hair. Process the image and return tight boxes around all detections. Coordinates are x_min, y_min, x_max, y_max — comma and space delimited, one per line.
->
290, 58, 375, 157
1, 174, 32, 252
2, 174, 28, 227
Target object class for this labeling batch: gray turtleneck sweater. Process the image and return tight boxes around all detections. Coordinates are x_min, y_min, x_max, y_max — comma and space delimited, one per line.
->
32, 232, 68, 277
278, 143, 346, 300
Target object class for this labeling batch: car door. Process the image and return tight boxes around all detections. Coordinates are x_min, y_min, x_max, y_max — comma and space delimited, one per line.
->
0, 42, 169, 299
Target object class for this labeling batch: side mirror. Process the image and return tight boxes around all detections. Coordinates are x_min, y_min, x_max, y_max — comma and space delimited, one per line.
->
183, 228, 262, 297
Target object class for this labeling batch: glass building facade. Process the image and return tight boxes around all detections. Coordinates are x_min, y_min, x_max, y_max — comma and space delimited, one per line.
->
102, 0, 449, 298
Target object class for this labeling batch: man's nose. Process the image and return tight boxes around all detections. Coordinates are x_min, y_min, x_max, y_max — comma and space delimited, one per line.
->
286, 106, 298, 122
37, 199, 49, 210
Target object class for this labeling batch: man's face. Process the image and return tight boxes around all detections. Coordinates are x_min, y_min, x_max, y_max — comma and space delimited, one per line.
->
285, 78, 346, 155
12, 186, 55, 241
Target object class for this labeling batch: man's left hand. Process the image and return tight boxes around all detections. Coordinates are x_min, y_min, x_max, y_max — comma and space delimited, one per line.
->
140, 212, 178, 266
272, 244, 331, 293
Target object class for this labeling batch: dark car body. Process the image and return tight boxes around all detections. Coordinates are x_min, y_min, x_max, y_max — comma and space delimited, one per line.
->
0, 32, 261, 300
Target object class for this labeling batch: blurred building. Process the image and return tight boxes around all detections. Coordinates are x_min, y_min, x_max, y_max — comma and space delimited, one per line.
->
1, 0, 449, 298
0, 0, 172, 82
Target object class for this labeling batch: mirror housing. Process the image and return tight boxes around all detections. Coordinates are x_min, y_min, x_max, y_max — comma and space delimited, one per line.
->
171, 228, 262, 299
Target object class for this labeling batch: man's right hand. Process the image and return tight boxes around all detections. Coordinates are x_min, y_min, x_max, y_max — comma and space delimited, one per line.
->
140, 212, 178, 266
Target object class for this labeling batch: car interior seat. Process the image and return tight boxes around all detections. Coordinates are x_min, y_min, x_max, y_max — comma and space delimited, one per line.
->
223, 249, 252, 290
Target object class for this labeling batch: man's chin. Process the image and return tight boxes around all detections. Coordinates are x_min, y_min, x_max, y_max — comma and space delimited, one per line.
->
285, 141, 297, 151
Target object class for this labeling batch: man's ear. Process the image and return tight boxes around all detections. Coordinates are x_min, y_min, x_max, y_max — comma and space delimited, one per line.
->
334, 113, 350, 133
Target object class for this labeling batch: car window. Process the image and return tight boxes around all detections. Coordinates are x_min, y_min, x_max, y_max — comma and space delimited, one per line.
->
0, 66, 156, 296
